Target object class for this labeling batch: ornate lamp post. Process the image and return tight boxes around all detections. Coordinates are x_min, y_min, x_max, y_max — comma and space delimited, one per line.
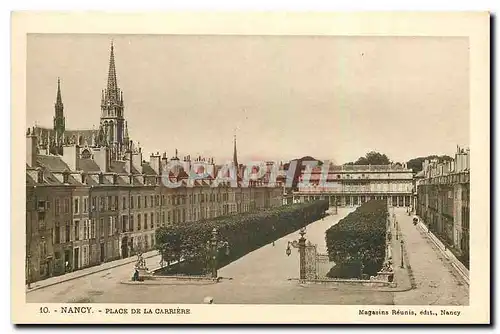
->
357, 250, 366, 279
400, 239, 405, 268
26, 255, 31, 289
208, 228, 229, 279
285, 227, 307, 280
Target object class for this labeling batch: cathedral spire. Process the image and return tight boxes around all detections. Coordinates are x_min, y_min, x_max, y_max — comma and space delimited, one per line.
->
106, 41, 119, 101
233, 135, 238, 168
53, 77, 65, 138
56, 77, 63, 107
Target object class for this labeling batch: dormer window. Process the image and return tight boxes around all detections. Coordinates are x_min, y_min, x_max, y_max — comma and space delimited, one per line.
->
81, 149, 91, 159
63, 171, 69, 184
99, 173, 104, 184
37, 169, 44, 183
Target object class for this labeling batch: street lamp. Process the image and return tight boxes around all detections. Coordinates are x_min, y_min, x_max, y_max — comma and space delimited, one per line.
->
395, 221, 399, 240
208, 228, 230, 279
285, 227, 307, 280
357, 250, 366, 279
400, 240, 405, 268
26, 254, 31, 289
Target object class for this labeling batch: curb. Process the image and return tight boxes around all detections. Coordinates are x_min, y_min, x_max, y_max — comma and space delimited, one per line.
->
26, 251, 160, 293
120, 280, 219, 286
297, 281, 413, 293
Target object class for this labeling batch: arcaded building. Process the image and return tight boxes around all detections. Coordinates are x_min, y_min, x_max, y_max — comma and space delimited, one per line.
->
289, 163, 414, 207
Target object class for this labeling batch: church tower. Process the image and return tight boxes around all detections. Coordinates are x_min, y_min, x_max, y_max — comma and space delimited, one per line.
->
233, 135, 239, 168
99, 41, 126, 160
53, 77, 65, 142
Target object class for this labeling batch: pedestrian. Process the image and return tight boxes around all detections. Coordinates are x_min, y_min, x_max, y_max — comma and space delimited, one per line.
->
132, 269, 139, 281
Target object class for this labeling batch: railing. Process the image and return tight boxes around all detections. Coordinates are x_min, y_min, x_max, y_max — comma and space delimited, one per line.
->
294, 189, 413, 194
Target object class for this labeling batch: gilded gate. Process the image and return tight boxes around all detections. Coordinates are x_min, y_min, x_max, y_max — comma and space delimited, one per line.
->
304, 243, 317, 280
304, 242, 333, 280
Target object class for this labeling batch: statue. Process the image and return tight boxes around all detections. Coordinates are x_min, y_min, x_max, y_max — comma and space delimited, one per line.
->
135, 252, 147, 270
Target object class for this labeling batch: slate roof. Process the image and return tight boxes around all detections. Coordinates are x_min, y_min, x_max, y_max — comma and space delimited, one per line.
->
142, 162, 158, 176
26, 172, 36, 185
109, 161, 127, 174
79, 159, 101, 172
36, 155, 70, 172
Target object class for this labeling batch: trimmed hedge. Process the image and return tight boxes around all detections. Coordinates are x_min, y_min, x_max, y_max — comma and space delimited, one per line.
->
325, 199, 387, 279
156, 200, 329, 275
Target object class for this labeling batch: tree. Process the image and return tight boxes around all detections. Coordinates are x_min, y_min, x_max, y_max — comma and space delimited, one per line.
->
325, 200, 387, 278
406, 155, 453, 173
155, 227, 182, 266
345, 151, 391, 165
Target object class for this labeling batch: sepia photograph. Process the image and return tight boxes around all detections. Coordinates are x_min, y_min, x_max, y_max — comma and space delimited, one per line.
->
11, 12, 490, 324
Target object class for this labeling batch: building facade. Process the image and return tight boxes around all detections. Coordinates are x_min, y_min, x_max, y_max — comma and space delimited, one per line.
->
287, 163, 414, 207
416, 147, 470, 267
25, 43, 283, 284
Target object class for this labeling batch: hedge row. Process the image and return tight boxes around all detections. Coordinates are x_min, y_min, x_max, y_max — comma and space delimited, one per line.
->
325, 199, 388, 279
155, 200, 329, 275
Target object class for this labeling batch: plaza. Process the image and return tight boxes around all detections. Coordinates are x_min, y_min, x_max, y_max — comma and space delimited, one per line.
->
26, 208, 468, 305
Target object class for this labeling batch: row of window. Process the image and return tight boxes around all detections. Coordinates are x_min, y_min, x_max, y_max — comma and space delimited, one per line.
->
49, 201, 254, 241
53, 216, 118, 244
42, 190, 242, 216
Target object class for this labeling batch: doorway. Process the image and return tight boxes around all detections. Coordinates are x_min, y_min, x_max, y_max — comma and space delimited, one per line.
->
73, 248, 79, 270
100, 243, 105, 263
121, 237, 129, 258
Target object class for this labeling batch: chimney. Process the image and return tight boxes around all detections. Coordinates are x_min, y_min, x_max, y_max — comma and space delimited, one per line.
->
26, 133, 38, 167
466, 149, 470, 169
37, 168, 44, 183
161, 152, 168, 175
61, 144, 81, 171
150, 153, 161, 175
132, 150, 143, 173
94, 147, 110, 172
124, 150, 133, 174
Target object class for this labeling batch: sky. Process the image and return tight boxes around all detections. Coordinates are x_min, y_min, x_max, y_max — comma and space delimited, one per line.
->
26, 34, 470, 165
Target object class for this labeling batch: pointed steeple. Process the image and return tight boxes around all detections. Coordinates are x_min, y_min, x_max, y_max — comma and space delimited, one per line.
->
233, 135, 238, 168
106, 40, 119, 101
55, 77, 63, 108
53, 77, 65, 138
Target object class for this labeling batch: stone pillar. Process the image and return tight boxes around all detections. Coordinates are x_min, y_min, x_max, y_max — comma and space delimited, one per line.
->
298, 232, 307, 281
403, 196, 406, 207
